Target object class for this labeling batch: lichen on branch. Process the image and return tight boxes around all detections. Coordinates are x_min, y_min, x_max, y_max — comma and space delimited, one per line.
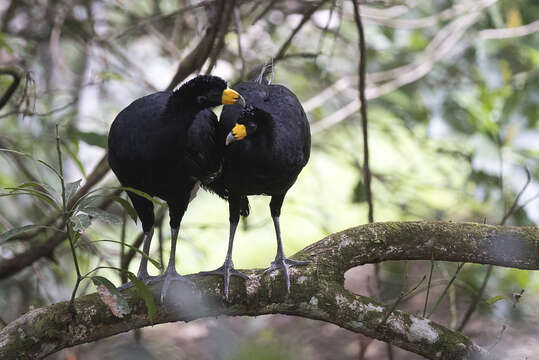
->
1, 221, 537, 360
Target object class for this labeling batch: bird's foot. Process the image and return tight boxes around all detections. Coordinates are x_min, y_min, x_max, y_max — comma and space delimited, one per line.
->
118, 272, 160, 291
158, 267, 194, 303
198, 259, 249, 300
263, 256, 310, 293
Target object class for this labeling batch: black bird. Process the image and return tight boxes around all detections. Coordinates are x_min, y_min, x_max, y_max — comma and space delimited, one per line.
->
201, 66, 311, 298
107, 75, 245, 301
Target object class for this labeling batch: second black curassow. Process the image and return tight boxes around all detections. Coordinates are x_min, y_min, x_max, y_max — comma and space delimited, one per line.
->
108, 75, 245, 301
202, 66, 311, 298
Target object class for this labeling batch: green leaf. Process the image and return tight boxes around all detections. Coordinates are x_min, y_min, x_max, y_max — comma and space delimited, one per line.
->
72, 131, 108, 149
37, 159, 63, 181
91, 276, 131, 318
68, 222, 82, 244
91, 239, 161, 270
0, 225, 65, 244
0, 149, 62, 181
0, 225, 40, 243
117, 187, 164, 206
109, 196, 138, 223
77, 195, 102, 209
83, 207, 120, 225
14, 182, 59, 201
70, 213, 91, 233
15, 182, 45, 189
97, 70, 123, 82
0, 148, 28, 157
78, 195, 137, 223
0, 225, 64, 244
127, 272, 157, 322
3, 189, 60, 210
486, 295, 505, 305
65, 179, 82, 205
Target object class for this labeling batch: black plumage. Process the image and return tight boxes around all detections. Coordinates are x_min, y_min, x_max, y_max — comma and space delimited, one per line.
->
202, 67, 311, 297
107, 75, 245, 301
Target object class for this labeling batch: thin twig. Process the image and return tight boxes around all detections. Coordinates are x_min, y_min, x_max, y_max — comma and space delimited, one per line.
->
427, 263, 464, 318
56, 125, 82, 309
487, 325, 506, 352
251, 0, 278, 25
422, 258, 435, 317
120, 207, 127, 284
379, 275, 426, 326
352, 6, 379, 358
513, 192, 539, 214
458, 265, 493, 331
112, 1, 212, 40
0, 98, 77, 119
316, 0, 337, 54
274, 1, 326, 61
500, 167, 531, 224
459, 167, 531, 330
497, 135, 506, 215
352, 0, 373, 223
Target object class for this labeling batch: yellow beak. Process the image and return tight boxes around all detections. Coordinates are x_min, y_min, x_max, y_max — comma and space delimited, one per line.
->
225, 124, 247, 145
222, 88, 246, 107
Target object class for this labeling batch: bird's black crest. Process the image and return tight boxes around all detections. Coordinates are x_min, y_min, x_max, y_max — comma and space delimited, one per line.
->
241, 104, 256, 118
238, 104, 271, 124
175, 75, 227, 96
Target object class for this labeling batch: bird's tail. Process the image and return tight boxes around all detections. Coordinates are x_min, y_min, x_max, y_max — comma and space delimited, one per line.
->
253, 59, 274, 85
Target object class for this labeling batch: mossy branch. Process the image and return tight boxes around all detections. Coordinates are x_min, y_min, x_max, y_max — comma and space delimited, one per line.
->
1, 221, 537, 360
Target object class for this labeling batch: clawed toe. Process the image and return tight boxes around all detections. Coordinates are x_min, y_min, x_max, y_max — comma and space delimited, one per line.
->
199, 260, 249, 299
160, 268, 194, 303
263, 257, 310, 293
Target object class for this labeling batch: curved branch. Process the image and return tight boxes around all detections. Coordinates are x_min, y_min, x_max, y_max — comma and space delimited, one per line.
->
1, 221, 537, 359
0, 66, 22, 111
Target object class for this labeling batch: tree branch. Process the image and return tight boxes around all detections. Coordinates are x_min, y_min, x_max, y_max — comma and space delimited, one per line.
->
165, 1, 224, 91
0, 66, 22, 111
1, 221, 537, 360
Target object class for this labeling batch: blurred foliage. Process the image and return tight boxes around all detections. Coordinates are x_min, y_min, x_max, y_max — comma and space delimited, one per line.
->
0, 0, 538, 358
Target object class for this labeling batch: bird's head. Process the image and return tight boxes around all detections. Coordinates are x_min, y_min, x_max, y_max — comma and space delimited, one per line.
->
178, 75, 246, 108
225, 105, 271, 145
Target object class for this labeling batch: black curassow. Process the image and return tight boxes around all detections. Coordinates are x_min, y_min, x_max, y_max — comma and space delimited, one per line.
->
107, 75, 245, 301
202, 66, 311, 298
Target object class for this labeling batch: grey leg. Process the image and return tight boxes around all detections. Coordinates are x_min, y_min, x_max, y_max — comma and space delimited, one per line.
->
136, 229, 154, 280
264, 195, 310, 293
198, 221, 249, 299
199, 195, 249, 300
118, 229, 158, 290
160, 226, 193, 303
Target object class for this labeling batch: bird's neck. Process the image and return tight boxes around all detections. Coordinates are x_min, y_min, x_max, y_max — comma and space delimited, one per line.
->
164, 92, 204, 123
252, 121, 276, 147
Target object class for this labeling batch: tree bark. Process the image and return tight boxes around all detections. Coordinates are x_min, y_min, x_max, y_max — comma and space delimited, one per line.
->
1, 221, 537, 359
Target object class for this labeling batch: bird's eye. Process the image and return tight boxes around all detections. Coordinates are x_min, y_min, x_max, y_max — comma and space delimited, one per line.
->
197, 96, 207, 105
